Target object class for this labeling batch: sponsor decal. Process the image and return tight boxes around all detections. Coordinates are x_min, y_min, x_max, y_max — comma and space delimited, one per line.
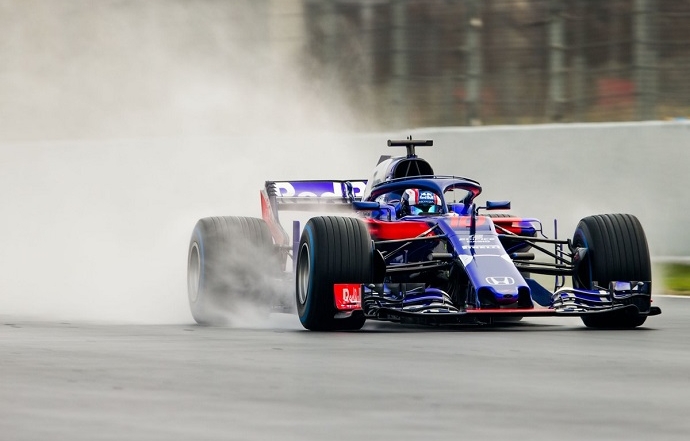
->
418, 191, 437, 204
486, 276, 515, 286
461, 244, 501, 249
459, 235, 497, 243
458, 234, 501, 250
275, 181, 366, 198
334, 284, 363, 310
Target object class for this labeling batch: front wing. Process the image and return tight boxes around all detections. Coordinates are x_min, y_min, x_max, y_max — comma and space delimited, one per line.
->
333, 282, 661, 325
371, 304, 661, 325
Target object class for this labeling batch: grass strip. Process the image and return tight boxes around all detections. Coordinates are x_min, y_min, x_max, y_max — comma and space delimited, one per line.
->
657, 262, 690, 295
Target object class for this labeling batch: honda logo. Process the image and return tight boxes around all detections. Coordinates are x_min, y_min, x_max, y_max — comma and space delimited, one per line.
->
486, 276, 515, 286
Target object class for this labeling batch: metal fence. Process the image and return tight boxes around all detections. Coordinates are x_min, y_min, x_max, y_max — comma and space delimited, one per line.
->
2, 0, 688, 140
302, 0, 690, 128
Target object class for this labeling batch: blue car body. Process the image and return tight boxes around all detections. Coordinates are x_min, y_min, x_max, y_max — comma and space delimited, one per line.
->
260, 139, 660, 326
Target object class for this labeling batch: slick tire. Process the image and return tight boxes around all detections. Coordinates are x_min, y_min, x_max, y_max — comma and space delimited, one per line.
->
572, 214, 651, 329
187, 216, 277, 326
296, 216, 373, 331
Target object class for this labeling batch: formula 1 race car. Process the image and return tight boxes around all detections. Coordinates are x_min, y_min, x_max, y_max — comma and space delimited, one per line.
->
187, 138, 661, 330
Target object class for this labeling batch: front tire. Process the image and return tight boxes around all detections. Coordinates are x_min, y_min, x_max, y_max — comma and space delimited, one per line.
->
572, 214, 651, 329
187, 216, 277, 325
296, 216, 373, 331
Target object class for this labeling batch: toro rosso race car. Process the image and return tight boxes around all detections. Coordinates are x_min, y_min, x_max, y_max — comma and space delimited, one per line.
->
187, 138, 661, 330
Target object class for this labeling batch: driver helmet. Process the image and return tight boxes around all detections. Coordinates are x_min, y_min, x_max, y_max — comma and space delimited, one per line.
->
400, 188, 443, 216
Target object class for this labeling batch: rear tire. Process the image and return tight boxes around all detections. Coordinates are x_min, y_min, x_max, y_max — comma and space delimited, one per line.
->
572, 214, 651, 329
296, 216, 373, 331
187, 216, 277, 325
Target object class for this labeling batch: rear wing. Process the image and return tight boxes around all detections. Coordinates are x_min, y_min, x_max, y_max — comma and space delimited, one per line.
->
260, 180, 367, 246
264, 180, 367, 211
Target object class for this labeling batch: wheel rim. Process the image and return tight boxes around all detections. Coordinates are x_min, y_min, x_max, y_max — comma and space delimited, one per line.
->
188, 242, 201, 303
573, 230, 592, 289
297, 243, 311, 305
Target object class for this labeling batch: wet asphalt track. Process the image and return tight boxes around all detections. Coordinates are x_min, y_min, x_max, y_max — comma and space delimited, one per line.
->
2, 295, 689, 441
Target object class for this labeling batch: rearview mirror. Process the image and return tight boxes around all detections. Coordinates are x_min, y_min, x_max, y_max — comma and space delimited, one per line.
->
352, 201, 380, 211
484, 200, 511, 210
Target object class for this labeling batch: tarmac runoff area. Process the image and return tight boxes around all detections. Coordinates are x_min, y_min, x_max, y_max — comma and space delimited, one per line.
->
1, 295, 689, 441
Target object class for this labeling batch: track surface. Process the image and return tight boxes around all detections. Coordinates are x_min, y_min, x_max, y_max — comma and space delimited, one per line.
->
2, 296, 689, 441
